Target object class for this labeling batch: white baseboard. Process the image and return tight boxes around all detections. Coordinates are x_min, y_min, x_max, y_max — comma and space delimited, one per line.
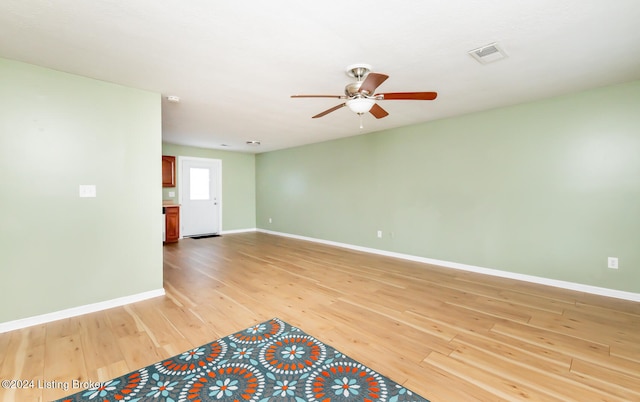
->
0, 288, 165, 334
257, 229, 640, 302
221, 227, 257, 235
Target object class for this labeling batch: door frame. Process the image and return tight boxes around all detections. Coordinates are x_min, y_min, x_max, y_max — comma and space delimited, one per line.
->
177, 156, 222, 237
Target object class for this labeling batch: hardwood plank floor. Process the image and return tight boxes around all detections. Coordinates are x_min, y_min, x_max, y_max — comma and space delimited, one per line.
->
1, 232, 639, 401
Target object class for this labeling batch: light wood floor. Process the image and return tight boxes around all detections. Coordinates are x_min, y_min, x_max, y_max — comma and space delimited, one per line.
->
1, 232, 639, 401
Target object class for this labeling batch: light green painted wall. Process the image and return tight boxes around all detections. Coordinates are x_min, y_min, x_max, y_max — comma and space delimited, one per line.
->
0, 58, 163, 323
256, 81, 640, 293
162, 143, 256, 231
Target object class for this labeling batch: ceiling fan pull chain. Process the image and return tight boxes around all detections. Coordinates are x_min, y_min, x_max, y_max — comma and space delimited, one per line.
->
359, 113, 364, 129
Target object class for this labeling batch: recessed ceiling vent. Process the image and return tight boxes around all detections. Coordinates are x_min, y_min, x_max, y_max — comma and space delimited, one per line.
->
469, 42, 507, 64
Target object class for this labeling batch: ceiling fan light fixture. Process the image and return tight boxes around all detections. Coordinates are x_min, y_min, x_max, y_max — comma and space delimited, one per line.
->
346, 98, 375, 114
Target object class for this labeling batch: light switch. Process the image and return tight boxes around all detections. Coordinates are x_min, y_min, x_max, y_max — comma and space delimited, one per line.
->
79, 184, 97, 198
168, 191, 175, 197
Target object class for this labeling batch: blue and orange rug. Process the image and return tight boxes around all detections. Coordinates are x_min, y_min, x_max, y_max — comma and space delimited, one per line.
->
55, 317, 428, 401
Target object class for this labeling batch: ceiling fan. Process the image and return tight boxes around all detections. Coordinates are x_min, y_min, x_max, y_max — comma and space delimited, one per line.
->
291, 63, 437, 124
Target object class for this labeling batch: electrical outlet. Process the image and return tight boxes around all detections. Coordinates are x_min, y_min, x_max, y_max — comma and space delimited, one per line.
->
79, 184, 96, 198
607, 257, 619, 269
377, 230, 382, 238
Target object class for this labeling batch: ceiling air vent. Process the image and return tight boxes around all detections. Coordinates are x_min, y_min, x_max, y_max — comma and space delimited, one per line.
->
469, 42, 507, 64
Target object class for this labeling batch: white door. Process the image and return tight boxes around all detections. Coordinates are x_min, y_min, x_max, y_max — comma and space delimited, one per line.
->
179, 157, 221, 237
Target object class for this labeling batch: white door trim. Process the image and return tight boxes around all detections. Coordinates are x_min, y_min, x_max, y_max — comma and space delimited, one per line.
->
177, 156, 222, 237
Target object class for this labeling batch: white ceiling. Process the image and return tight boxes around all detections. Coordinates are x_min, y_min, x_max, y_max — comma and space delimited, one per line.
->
2, 1, 640, 153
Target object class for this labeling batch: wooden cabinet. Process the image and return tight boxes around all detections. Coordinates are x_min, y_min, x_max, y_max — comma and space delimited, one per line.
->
164, 206, 180, 243
162, 155, 176, 187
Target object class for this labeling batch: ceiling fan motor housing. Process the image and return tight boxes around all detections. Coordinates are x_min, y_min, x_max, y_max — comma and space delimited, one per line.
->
345, 81, 364, 97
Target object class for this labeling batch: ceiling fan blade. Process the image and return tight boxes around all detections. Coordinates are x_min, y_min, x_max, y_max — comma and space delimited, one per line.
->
377, 92, 438, 100
369, 103, 389, 119
312, 103, 346, 118
359, 73, 389, 95
291, 94, 345, 99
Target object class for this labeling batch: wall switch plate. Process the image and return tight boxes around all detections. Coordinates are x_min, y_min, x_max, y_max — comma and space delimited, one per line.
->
79, 184, 96, 198
168, 191, 175, 197
377, 230, 382, 238
269, 218, 272, 223
607, 257, 619, 269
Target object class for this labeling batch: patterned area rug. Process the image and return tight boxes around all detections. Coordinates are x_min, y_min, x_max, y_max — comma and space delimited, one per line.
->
55, 318, 429, 401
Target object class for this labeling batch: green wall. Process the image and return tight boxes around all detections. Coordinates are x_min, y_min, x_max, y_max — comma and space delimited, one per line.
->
3, 53, 635, 327
256, 81, 640, 293
0, 58, 163, 323
161, 143, 256, 231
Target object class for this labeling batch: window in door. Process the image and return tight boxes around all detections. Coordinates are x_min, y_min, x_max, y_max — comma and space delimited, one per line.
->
189, 167, 210, 200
